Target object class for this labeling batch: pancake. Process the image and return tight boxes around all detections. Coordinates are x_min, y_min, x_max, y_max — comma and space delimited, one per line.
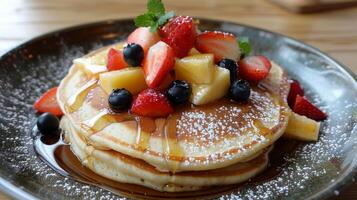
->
57, 42, 290, 172
62, 115, 270, 192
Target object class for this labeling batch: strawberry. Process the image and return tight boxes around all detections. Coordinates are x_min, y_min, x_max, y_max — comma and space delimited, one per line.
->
159, 16, 197, 58
131, 89, 174, 117
287, 80, 304, 108
127, 27, 161, 54
107, 48, 128, 71
34, 87, 63, 116
143, 41, 175, 88
238, 55, 272, 82
293, 95, 327, 121
195, 31, 239, 62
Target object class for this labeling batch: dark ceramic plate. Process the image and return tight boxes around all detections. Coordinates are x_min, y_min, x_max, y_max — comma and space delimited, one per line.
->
0, 19, 356, 200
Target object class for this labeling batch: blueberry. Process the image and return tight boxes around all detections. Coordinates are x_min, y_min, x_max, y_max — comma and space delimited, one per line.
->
217, 58, 238, 83
167, 80, 191, 104
123, 43, 144, 66
108, 88, 133, 112
37, 112, 60, 135
229, 79, 251, 102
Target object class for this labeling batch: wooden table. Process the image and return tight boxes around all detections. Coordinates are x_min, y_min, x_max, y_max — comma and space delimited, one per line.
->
0, 0, 356, 199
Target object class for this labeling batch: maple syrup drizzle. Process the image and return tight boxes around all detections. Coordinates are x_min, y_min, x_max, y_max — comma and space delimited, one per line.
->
135, 117, 155, 151
163, 113, 184, 173
80, 109, 133, 134
66, 78, 97, 113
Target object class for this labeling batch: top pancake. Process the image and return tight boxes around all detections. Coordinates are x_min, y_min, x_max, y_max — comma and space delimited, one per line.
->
57, 43, 291, 172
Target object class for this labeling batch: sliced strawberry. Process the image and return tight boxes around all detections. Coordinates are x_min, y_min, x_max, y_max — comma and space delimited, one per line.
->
131, 89, 174, 117
195, 31, 239, 62
159, 16, 196, 58
107, 48, 128, 71
127, 27, 160, 54
143, 41, 175, 88
293, 95, 327, 121
287, 80, 304, 108
238, 55, 272, 82
34, 87, 63, 116
157, 72, 174, 91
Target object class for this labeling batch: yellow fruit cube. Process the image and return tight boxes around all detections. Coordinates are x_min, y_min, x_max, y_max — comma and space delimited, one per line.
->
284, 112, 321, 141
175, 54, 214, 84
190, 67, 230, 105
74, 43, 125, 77
188, 48, 201, 56
99, 67, 147, 95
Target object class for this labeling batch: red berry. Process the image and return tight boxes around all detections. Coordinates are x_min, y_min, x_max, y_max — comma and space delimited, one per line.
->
143, 41, 175, 88
287, 80, 304, 108
131, 89, 174, 117
159, 16, 197, 58
195, 31, 239, 62
238, 55, 272, 82
127, 27, 160, 54
34, 87, 63, 116
293, 95, 327, 121
107, 48, 128, 71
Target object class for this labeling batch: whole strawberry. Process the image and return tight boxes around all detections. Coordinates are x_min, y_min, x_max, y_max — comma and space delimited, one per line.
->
159, 16, 197, 58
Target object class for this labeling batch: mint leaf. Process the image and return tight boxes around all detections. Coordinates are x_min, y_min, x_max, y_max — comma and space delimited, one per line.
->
150, 21, 159, 32
135, 0, 175, 32
147, 0, 165, 16
158, 11, 175, 26
238, 37, 252, 56
134, 13, 156, 27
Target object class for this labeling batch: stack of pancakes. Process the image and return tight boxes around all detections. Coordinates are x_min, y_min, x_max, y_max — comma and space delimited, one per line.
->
57, 44, 291, 192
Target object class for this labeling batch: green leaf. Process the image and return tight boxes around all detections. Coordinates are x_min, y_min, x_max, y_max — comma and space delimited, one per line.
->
134, 13, 156, 27
149, 21, 159, 32
157, 11, 175, 26
147, 0, 165, 16
238, 37, 252, 56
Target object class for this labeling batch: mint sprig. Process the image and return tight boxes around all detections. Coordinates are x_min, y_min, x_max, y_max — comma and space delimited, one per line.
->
134, 0, 175, 32
238, 37, 252, 56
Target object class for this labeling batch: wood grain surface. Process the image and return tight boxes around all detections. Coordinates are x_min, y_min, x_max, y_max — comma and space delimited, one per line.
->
0, 0, 356, 199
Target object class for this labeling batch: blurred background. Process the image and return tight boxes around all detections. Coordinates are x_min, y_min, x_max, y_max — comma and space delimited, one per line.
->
0, 0, 356, 199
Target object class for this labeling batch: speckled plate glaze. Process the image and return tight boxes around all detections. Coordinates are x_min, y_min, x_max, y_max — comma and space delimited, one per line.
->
0, 19, 356, 200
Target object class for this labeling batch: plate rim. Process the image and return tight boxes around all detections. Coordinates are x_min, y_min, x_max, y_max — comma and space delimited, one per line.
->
0, 18, 356, 200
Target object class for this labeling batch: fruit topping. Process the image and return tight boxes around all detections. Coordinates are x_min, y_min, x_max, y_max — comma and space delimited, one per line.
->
131, 89, 173, 117
37, 112, 60, 135
157, 72, 174, 91
190, 67, 230, 105
108, 89, 133, 112
175, 54, 214, 84
167, 80, 191, 104
99, 67, 147, 95
195, 31, 240, 62
34, 87, 63, 116
188, 48, 201, 56
107, 48, 128, 71
159, 16, 197, 58
292, 95, 327, 121
143, 41, 175, 88
238, 55, 272, 82
123, 43, 144, 66
127, 27, 161, 54
287, 79, 304, 108
217, 58, 238, 83
229, 79, 251, 102
284, 112, 320, 141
